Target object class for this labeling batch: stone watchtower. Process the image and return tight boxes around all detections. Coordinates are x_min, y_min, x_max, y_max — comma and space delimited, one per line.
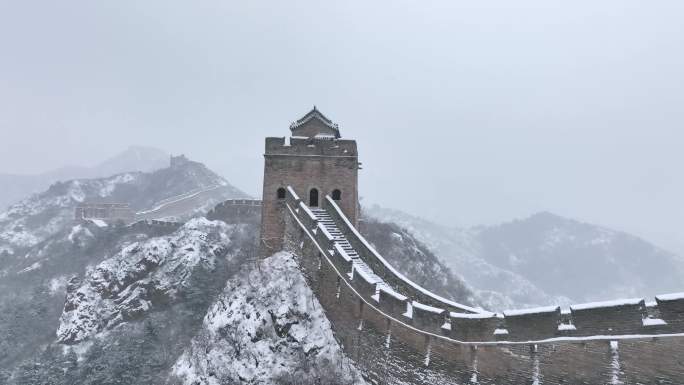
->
260, 107, 359, 256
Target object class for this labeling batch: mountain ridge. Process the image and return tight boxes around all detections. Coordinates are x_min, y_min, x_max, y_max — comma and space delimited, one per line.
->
0, 146, 171, 210
365, 205, 684, 310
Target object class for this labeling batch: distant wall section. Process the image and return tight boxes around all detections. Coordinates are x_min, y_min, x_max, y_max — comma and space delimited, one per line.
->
75, 203, 135, 224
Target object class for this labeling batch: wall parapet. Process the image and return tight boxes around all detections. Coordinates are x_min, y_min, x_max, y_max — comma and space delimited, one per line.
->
322, 195, 481, 314
206, 199, 261, 224
265, 136, 357, 158
284, 186, 684, 345
284, 196, 684, 383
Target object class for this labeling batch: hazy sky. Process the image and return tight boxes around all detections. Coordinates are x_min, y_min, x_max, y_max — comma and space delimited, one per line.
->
1, 1, 683, 255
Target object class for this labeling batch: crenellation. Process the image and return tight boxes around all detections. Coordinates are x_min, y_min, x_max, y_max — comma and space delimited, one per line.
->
570, 299, 646, 336
265, 136, 357, 157
655, 293, 684, 332
503, 306, 561, 341
450, 313, 500, 342
411, 302, 448, 335
350, 266, 379, 303
206, 199, 261, 224
377, 286, 409, 319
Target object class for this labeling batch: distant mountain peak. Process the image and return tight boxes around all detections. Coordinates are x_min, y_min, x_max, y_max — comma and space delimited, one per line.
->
0, 146, 172, 210
94, 146, 170, 176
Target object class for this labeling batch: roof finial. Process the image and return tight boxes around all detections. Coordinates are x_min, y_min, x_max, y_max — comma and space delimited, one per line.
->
313, 105, 317, 111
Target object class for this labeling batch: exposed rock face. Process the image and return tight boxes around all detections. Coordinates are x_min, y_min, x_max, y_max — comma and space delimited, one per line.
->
57, 218, 249, 344
172, 252, 366, 385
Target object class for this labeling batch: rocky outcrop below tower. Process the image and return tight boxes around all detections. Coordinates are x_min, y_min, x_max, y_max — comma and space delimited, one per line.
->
172, 252, 366, 385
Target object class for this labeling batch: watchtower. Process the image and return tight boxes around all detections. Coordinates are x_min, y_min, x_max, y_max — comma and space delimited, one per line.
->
260, 107, 359, 256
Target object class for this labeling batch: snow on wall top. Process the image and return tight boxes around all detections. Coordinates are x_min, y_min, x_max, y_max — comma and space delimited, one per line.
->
656, 292, 684, 302
503, 305, 560, 317
571, 298, 644, 311
324, 195, 482, 314
285, 186, 684, 343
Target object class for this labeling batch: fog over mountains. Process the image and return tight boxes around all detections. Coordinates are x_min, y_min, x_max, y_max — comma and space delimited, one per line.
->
0, 146, 682, 383
365, 205, 684, 310
0, 146, 170, 210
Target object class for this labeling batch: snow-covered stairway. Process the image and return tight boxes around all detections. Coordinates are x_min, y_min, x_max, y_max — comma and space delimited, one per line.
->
311, 208, 358, 258
310, 207, 386, 289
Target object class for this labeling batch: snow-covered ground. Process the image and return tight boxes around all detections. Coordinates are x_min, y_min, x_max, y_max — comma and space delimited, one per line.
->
57, 218, 244, 343
0, 173, 141, 254
173, 252, 366, 385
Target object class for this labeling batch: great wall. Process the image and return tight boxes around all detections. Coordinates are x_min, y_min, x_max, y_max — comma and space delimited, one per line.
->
283, 187, 684, 384
260, 108, 684, 384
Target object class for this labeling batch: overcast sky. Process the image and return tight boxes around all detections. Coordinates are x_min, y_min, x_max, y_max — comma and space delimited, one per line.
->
1, 0, 683, 255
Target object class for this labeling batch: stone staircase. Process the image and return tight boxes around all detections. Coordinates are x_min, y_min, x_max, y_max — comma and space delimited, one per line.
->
311, 208, 358, 257
311, 207, 385, 287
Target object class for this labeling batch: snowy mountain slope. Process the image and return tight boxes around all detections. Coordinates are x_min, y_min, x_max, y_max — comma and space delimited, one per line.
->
360, 217, 476, 307
2, 219, 366, 385
478, 211, 684, 302
365, 206, 684, 310
364, 206, 566, 310
1, 216, 260, 384
0, 156, 247, 258
0, 146, 169, 210
0, 157, 251, 375
172, 252, 366, 385
57, 218, 250, 344
0, 219, 177, 370
0, 174, 140, 255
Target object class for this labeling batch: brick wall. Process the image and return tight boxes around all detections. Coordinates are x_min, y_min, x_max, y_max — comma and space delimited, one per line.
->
206, 199, 261, 224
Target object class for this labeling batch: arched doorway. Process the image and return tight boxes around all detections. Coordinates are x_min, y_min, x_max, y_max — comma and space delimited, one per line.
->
309, 188, 319, 207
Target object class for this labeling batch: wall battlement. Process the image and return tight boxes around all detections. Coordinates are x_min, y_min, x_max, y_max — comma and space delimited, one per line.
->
127, 219, 183, 231
285, 188, 684, 341
282, 187, 684, 383
265, 136, 358, 158
206, 199, 261, 224
75, 203, 135, 224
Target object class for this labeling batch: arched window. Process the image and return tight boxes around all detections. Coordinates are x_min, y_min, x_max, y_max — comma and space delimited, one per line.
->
309, 188, 319, 207
332, 189, 342, 201
276, 187, 286, 199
